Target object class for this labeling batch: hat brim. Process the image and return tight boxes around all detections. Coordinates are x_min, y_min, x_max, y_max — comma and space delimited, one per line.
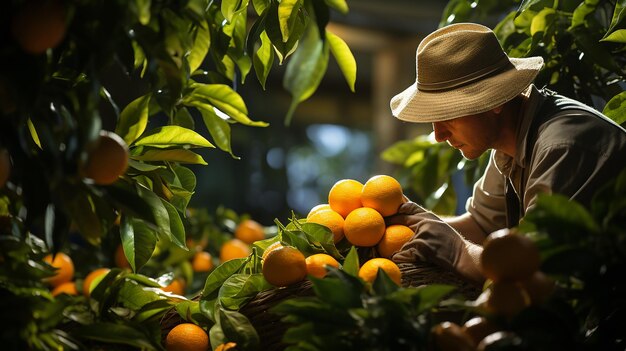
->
390, 56, 544, 123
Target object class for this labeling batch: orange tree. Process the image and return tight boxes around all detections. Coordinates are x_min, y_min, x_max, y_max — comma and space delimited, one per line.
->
0, 0, 355, 349
382, 0, 626, 214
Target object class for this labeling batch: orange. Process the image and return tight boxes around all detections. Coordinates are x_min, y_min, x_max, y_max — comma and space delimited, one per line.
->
11, 0, 67, 54
306, 204, 331, 220
219, 239, 251, 262
431, 322, 475, 351
80, 130, 129, 185
82, 268, 110, 297
343, 207, 385, 247
42, 252, 74, 287
51, 281, 78, 297
461, 316, 499, 346
361, 175, 404, 217
306, 208, 345, 243
480, 228, 541, 282
305, 253, 340, 279
262, 246, 307, 287
519, 271, 555, 305
114, 244, 130, 269
328, 179, 363, 218
261, 241, 283, 260
234, 219, 265, 244
215, 342, 237, 351
358, 258, 402, 285
0, 149, 10, 189
376, 224, 414, 258
165, 323, 209, 351
191, 251, 214, 272
484, 281, 531, 319
162, 278, 186, 296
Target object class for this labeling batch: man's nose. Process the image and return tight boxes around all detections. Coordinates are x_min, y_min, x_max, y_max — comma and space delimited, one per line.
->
432, 122, 448, 142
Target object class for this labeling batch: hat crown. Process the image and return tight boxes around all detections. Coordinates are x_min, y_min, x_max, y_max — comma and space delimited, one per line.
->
416, 23, 512, 91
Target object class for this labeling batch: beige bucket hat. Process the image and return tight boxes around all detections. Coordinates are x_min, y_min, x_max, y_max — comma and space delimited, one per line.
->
390, 23, 544, 123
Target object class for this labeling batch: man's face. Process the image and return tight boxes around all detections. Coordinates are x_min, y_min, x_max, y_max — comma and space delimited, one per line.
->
431, 111, 500, 160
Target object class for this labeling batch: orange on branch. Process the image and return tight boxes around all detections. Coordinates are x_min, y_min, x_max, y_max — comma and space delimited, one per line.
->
328, 179, 363, 218
306, 204, 331, 220
234, 219, 265, 244
358, 258, 402, 285
480, 228, 541, 282
82, 268, 110, 297
219, 239, 251, 262
377, 224, 414, 258
262, 241, 283, 261
114, 244, 130, 269
11, 0, 67, 54
262, 246, 307, 287
305, 253, 340, 279
343, 207, 385, 247
42, 252, 74, 287
165, 323, 209, 351
307, 208, 345, 243
361, 175, 404, 217
51, 281, 78, 297
432, 322, 475, 351
162, 278, 185, 296
80, 130, 129, 185
484, 281, 531, 319
191, 251, 214, 272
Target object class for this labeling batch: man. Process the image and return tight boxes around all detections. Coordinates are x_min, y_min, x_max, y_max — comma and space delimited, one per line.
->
386, 23, 626, 283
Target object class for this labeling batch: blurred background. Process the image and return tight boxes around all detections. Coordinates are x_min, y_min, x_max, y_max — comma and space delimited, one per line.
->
184, 0, 456, 224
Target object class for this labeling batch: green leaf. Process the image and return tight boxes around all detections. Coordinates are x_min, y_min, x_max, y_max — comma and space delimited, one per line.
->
253, 31, 275, 89
188, 20, 211, 73
131, 149, 208, 165
372, 268, 400, 295
198, 105, 239, 159
115, 94, 151, 145
186, 83, 268, 127
530, 7, 555, 36
523, 194, 601, 234
342, 246, 359, 277
324, 0, 348, 14
160, 199, 186, 250
133, 299, 175, 323
570, 2, 596, 29
278, 0, 302, 42
63, 192, 103, 246
252, 0, 269, 14
283, 25, 329, 125
133, 126, 214, 148
603, 91, 626, 125
605, 0, 626, 36
174, 107, 195, 130
201, 258, 248, 307
310, 271, 362, 308
132, 0, 151, 25
414, 284, 457, 313
118, 280, 165, 310
128, 159, 165, 172
516, 0, 544, 16
219, 273, 271, 310
222, 0, 249, 22
265, 1, 307, 63
218, 308, 260, 349
326, 30, 356, 92
73, 322, 159, 349
601, 29, 626, 43
300, 222, 342, 258
121, 217, 157, 272
135, 182, 172, 234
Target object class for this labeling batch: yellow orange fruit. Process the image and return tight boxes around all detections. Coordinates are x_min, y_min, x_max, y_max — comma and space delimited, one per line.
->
361, 175, 404, 217
191, 251, 214, 272
215, 342, 238, 351
376, 224, 414, 258
307, 208, 345, 243
262, 246, 307, 287
42, 252, 74, 287
11, 0, 67, 54
305, 253, 340, 279
261, 241, 283, 260
165, 323, 209, 351
461, 316, 500, 347
485, 281, 531, 319
82, 268, 110, 297
328, 179, 363, 218
480, 228, 541, 282
219, 239, 252, 262
162, 278, 186, 296
51, 281, 78, 297
343, 207, 385, 247
0, 149, 11, 189
431, 322, 475, 351
306, 204, 331, 220
80, 130, 129, 185
358, 258, 402, 285
114, 244, 130, 269
234, 219, 265, 244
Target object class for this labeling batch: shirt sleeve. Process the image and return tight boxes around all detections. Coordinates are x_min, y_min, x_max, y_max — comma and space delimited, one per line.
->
466, 150, 507, 234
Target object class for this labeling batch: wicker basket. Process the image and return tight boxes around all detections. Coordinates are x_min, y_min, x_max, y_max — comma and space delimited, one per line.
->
160, 259, 481, 350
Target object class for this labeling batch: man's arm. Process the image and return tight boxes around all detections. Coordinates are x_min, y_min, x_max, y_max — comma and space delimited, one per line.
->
444, 212, 489, 245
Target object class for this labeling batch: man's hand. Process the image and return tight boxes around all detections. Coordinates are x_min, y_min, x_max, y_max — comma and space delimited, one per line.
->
387, 202, 485, 284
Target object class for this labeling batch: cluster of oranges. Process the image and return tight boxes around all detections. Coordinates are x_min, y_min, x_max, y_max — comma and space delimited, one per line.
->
306, 175, 415, 286
431, 228, 555, 351
42, 252, 110, 298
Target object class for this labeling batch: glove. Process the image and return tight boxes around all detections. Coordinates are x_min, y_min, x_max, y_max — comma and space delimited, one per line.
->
387, 202, 484, 284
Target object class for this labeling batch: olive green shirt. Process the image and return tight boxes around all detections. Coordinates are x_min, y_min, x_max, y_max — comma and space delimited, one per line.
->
467, 85, 626, 234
